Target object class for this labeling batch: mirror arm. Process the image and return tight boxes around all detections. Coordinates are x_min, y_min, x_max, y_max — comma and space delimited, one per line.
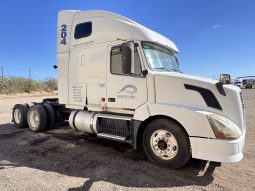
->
142, 69, 148, 77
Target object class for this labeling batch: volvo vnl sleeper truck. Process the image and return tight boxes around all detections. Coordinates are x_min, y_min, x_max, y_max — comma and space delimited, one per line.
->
12, 10, 246, 169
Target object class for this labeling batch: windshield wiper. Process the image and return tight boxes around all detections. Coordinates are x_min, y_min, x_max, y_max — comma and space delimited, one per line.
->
153, 68, 181, 72
153, 67, 170, 71
168, 69, 180, 72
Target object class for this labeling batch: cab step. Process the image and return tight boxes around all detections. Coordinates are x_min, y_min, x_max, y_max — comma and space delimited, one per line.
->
97, 133, 131, 144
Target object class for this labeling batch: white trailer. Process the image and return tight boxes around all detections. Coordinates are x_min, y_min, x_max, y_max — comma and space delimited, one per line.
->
12, 10, 246, 169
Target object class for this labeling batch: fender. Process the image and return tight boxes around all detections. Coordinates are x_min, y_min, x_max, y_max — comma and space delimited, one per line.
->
133, 103, 216, 138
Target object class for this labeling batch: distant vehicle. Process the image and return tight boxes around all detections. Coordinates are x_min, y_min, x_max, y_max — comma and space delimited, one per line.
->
242, 79, 253, 89
236, 82, 242, 88
235, 77, 255, 89
11, 10, 246, 169
234, 79, 242, 88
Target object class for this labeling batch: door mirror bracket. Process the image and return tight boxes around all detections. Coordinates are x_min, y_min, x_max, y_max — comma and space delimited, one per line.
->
142, 69, 148, 77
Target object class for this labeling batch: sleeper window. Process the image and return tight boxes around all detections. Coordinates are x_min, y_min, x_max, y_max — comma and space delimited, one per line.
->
74, 22, 92, 39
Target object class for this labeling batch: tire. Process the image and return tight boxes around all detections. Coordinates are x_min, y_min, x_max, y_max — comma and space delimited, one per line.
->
12, 104, 29, 128
27, 105, 48, 132
143, 118, 191, 169
42, 103, 56, 129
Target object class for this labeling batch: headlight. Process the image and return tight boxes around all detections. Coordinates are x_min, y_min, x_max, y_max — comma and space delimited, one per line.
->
207, 113, 241, 139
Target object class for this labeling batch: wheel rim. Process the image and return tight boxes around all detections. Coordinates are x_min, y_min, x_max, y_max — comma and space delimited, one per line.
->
14, 109, 22, 124
150, 129, 178, 160
29, 109, 39, 129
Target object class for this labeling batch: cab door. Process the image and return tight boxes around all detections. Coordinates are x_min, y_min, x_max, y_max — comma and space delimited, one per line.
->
106, 43, 148, 110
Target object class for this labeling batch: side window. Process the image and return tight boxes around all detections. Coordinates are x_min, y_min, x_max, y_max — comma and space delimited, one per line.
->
74, 22, 92, 39
111, 46, 142, 75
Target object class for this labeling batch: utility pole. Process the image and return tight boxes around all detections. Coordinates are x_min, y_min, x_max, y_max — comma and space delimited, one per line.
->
28, 68, 32, 93
1, 65, 3, 92
29, 68, 31, 79
1, 65, 3, 80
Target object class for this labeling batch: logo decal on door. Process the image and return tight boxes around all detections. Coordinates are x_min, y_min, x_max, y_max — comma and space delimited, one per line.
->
117, 85, 137, 100
118, 85, 137, 94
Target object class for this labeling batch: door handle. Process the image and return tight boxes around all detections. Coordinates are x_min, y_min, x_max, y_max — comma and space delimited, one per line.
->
108, 98, 115, 102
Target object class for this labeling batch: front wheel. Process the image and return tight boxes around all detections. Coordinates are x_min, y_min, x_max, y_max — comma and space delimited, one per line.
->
143, 119, 191, 169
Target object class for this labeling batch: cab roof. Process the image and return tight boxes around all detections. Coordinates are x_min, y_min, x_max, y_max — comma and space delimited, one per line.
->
58, 10, 179, 52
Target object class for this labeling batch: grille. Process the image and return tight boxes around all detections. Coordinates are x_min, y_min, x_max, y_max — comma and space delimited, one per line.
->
240, 92, 245, 120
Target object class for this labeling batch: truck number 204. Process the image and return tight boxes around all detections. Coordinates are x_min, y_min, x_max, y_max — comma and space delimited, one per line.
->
61, 24, 67, 45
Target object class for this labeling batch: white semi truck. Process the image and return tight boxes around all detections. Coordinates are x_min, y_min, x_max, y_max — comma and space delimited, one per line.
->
12, 10, 246, 169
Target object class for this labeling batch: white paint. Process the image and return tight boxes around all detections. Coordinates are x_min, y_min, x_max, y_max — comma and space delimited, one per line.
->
56, 10, 246, 163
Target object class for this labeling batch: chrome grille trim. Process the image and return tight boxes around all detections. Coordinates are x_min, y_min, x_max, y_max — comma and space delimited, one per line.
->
240, 91, 245, 121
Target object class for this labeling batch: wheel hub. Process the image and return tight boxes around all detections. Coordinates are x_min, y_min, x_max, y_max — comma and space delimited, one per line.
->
150, 129, 178, 160
157, 140, 167, 150
14, 109, 22, 123
29, 110, 39, 128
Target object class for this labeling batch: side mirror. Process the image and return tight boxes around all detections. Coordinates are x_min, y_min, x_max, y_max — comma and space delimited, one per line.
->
121, 43, 132, 74
219, 74, 231, 84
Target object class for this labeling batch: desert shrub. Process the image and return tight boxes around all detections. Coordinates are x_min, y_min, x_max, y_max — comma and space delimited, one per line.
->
0, 77, 57, 94
40, 78, 58, 92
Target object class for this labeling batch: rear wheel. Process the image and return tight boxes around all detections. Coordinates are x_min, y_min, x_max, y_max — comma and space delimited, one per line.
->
27, 105, 47, 132
143, 118, 191, 169
42, 103, 56, 129
12, 104, 29, 128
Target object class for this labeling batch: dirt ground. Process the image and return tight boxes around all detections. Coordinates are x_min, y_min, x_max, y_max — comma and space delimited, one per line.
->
0, 90, 254, 191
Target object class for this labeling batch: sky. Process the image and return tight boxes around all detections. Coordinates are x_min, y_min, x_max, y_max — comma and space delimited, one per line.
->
0, 0, 255, 80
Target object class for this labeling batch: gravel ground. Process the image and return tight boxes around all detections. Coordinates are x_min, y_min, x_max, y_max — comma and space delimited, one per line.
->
0, 90, 254, 191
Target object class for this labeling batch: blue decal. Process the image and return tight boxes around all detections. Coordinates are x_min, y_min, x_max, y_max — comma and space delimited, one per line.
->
60, 24, 67, 45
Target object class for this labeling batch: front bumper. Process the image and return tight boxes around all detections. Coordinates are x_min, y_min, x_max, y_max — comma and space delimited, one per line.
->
190, 132, 245, 163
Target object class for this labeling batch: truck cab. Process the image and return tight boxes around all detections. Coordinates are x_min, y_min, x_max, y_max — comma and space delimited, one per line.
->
12, 10, 246, 169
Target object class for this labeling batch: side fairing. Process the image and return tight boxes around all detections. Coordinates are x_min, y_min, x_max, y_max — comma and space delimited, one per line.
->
57, 11, 75, 104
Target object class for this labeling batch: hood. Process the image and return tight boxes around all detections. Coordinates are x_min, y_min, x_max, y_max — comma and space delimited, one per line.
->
154, 72, 218, 107
153, 72, 245, 130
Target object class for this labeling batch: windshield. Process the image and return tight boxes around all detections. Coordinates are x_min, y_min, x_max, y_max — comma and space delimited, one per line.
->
142, 42, 180, 72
